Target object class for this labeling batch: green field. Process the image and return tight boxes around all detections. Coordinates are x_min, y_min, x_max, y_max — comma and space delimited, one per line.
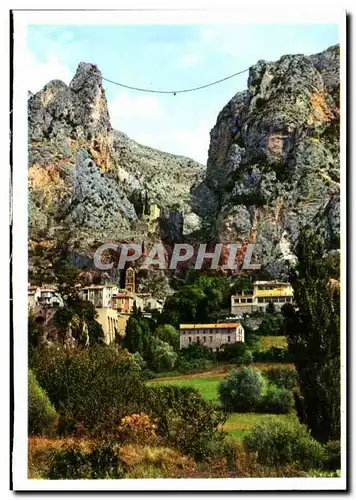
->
149, 368, 297, 440
259, 336, 288, 351
148, 376, 220, 402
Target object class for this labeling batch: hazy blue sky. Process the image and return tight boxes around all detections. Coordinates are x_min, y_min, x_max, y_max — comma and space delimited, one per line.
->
27, 24, 339, 163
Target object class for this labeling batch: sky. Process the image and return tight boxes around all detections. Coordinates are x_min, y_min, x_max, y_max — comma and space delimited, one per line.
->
27, 24, 339, 164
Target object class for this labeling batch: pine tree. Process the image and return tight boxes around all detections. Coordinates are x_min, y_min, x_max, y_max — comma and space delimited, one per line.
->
282, 229, 340, 443
144, 190, 150, 216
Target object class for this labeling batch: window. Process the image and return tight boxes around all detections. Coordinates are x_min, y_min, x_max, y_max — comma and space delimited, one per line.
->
188, 337, 192, 343
228, 336, 231, 343
203, 336, 206, 343
197, 336, 200, 343
210, 336, 213, 343
247, 298, 252, 303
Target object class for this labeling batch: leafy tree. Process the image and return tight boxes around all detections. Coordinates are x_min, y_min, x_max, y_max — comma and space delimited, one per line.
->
282, 229, 340, 443
216, 342, 253, 364
154, 324, 179, 350
148, 337, 178, 372
31, 345, 146, 436
179, 342, 216, 362
218, 366, 266, 412
122, 308, 152, 358
28, 369, 58, 436
160, 275, 230, 327
258, 310, 284, 336
266, 302, 275, 314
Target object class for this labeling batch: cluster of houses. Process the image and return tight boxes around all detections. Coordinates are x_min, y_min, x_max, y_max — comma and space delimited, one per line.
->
28, 267, 164, 344
29, 272, 294, 350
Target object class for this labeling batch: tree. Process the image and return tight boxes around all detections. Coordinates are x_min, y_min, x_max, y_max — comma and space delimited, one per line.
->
28, 369, 58, 436
154, 324, 179, 350
144, 190, 150, 215
266, 302, 275, 314
282, 229, 340, 443
148, 337, 178, 373
122, 308, 152, 358
160, 275, 230, 327
218, 366, 266, 412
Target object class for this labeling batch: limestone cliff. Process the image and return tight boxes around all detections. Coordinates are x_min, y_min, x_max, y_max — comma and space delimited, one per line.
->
28, 45, 340, 282
195, 44, 340, 276
28, 62, 204, 251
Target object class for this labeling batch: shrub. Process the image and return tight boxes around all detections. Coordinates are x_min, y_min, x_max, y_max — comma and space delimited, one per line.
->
205, 435, 239, 471
253, 346, 292, 362
176, 358, 212, 374
218, 366, 266, 412
146, 385, 227, 460
217, 342, 253, 364
121, 444, 197, 479
323, 440, 341, 471
259, 384, 294, 414
244, 420, 325, 469
31, 345, 147, 437
179, 343, 216, 362
264, 367, 297, 390
117, 413, 158, 444
47, 443, 126, 479
28, 370, 58, 437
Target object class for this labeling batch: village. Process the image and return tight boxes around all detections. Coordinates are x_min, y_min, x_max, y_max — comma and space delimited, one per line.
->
28, 268, 294, 348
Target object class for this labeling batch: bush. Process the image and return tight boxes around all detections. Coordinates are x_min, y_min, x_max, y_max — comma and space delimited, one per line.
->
205, 435, 239, 471
264, 367, 297, 390
31, 345, 147, 437
146, 385, 227, 459
47, 443, 126, 479
176, 357, 212, 374
253, 346, 292, 362
179, 343, 216, 362
117, 413, 158, 444
323, 440, 341, 471
28, 370, 58, 437
244, 420, 325, 469
217, 342, 253, 364
218, 366, 266, 412
258, 384, 294, 414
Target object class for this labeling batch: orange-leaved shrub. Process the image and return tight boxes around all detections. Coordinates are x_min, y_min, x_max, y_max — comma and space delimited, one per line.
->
118, 413, 158, 444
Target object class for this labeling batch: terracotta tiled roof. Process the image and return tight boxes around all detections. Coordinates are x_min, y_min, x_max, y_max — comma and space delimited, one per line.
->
180, 323, 240, 329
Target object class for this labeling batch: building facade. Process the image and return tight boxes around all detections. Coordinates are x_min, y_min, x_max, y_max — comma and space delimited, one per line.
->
94, 308, 129, 344
111, 290, 144, 313
79, 284, 118, 308
28, 284, 64, 309
231, 281, 294, 315
179, 323, 244, 350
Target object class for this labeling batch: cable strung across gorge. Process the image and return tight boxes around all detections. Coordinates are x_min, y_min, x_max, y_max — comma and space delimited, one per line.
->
102, 67, 250, 95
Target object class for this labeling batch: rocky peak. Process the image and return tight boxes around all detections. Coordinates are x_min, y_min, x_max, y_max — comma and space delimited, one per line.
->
28, 62, 113, 172
200, 44, 340, 277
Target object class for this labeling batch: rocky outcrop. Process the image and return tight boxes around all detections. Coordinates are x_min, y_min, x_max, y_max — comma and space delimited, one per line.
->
28, 45, 340, 283
28, 62, 204, 250
200, 44, 340, 276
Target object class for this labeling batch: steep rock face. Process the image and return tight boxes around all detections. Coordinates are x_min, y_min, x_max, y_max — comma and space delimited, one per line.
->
202, 44, 340, 276
28, 62, 205, 247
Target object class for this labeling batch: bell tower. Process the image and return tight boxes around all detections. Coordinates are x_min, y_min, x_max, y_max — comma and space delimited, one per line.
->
125, 266, 136, 293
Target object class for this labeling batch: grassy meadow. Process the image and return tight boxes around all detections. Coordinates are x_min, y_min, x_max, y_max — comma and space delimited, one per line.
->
148, 349, 296, 441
